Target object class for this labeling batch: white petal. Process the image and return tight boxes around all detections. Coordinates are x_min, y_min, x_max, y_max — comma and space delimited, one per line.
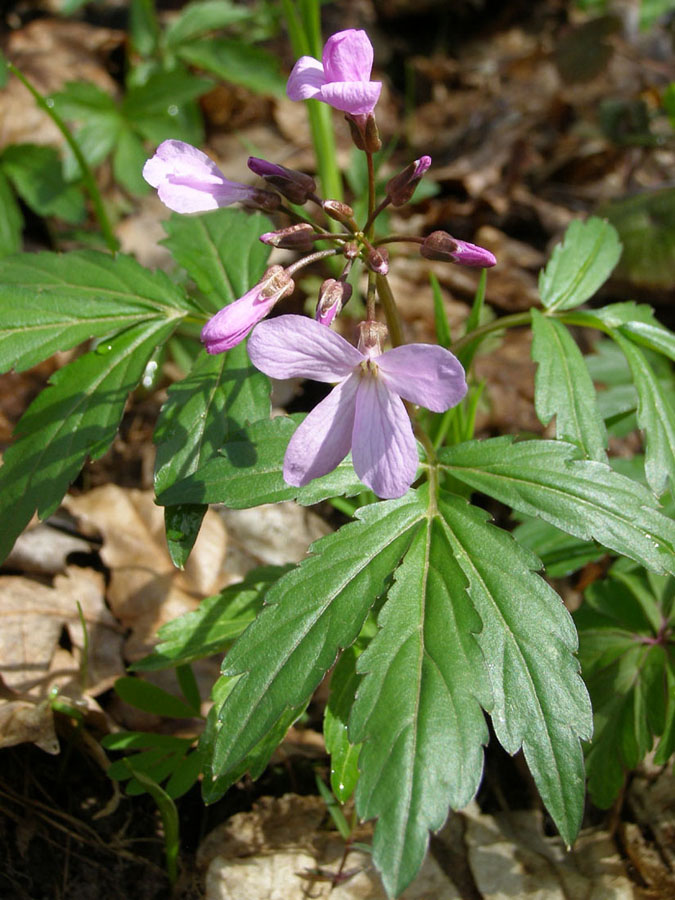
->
283, 375, 359, 486
248, 315, 363, 383
286, 56, 326, 101
351, 376, 418, 499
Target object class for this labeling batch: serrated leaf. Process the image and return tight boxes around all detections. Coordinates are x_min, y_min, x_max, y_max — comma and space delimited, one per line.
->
531, 310, 607, 460
176, 38, 284, 96
160, 208, 271, 312
0, 318, 176, 563
134, 565, 289, 670
154, 342, 269, 565
439, 438, 675, 575
539, 217, 622, 311
612, 332, 675, 496
164, 0, 253, 47
156, 415, 365, 508
1, 144, 85, 223
0, 250, 191, 372
351, 510, 491, 897
574, 564, 674, 806
438, 492, 592, 845
324, 647, 362, 803
0, 168, 22, 257
203, 494, 427, 781
572, 302, 675, 362
512, 516, 605, 578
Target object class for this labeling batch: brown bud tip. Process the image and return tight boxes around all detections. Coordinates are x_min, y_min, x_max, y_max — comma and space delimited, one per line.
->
366, 247, 389, 275
259, 265, 295, 300
245, 189, 282, 212
420, 231, 496, 267
364, 115, 382, 153
316, 278, 352, 326
343, 241, 360, 260
386, 156, 432, 206
259, 223, 316, 251
323, 199, 355, 223
357, 320, 388, 356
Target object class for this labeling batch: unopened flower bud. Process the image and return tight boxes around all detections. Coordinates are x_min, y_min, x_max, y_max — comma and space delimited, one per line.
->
323, 199, 355, 224
364, 114, 381, 152
244, 188, 282, 212
258, 265, 295, 300
345, 115, 366, 150
366, 246, 389, 275
316, 278, 352, 326
357, 320, 388, 356
260, 223, 316, 251
247, 157, 316, 205
343, 242, 360, 260
386, 156, 432, 206
420, 231, 496, 268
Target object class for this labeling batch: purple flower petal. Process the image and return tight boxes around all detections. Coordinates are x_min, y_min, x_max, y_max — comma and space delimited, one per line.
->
283, 375, 359, 486
377, 344, 467, 412
351, 376, 418, 499
322, 30, 374, 83
319, 81, 381, 117
286, 56, 326, 101
248, 316, 363, 382
143, 140, 224, 187
201, 286, 276, 354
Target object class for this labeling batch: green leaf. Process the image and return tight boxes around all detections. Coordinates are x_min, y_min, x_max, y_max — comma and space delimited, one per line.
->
0, 168, 23, 257
112, 127, 151, 195
122, 69, 212, 122
134, 565, 289, 670
0, 249, 190, 372
122, 764, 180, 882
512, 515, 605, 578
203, 494, 427, 781
164, 0, 253, 47
612, 332, 675, 497
438, 492, 592, 846
438, 437, 675, 574
156, 415, 365, 509
1, 144, 85, 223
430, 273, 451, 349
640, 0, 675, 30
129, 0, 160, 56
572, 302, 675, 362
114, 676, 199, 719
0, 318, 176, 563
531, 310, 607, 460
324, 647, 362, 803
539, 217, 622, 311
177, 38, 284, 96
160, 208, 271, 312
351, 510, 491, 896
154, 341, 269, 566
51, 81, 119, 119
574, 562, 674, 806
51, 82, 123, 178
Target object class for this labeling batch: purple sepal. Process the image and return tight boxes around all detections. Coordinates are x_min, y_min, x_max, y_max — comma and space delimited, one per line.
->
247, 157, 316, 204
420, 231, 496, 268
386, 156, 432, 206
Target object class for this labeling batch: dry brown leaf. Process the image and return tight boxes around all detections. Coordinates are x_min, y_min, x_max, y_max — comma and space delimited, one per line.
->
2, 521, 92, 576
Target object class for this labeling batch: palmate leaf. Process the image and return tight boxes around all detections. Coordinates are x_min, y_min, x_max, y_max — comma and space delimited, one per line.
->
351, 507, 492, 897
0, 319, 176, 563
572, 301, 675, 362
0, 250, 191, 372
611, 332, 675, 496
160, 208, 271, 312
1, 144, 85, 224
154, 344, 269, 565
538, 217, 622, 311
439, 438, 675, 575
201, 493, 427, 782
156, 415, 365, 509
531, 309, 607, 460
574, 561, 675, 807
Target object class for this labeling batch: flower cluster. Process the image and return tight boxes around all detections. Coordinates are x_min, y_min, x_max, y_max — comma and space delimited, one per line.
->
143, 29, 495, 498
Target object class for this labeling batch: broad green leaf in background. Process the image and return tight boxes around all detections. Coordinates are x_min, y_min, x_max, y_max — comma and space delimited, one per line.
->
0, 169, 22, 257
203, 494, 427, 782
161, 208, 271, 312
50, 82, 123, 179
164, 0, 254, 47
122, 69, 212, 126
351, 508, 491, 897
1, 144, 86, 223
531, 309, 607, 460
599, 188, 675, 291
438, 492, 592, 845
438, 438, 675, 575
640, 0, 675, 30
154, 344, 269, 565
539, 217, 622, 311
156, 415, 365, 509
324, 646, 362, 803
574, 560, 675, 807
612, 332, 675, 496
112, 128, 151, 195
512, 516, 606, 578
177, 39, 284, 96
0, 318, 176, 564
114, 676, 200, 718
129, 0, 160, 57
0, 250, 191, 372
104, 732, 200, 799
134, 565, 291, 671
572, 301, 675, 362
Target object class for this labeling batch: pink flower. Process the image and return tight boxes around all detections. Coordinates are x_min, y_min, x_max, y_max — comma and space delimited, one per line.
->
247, 316, 467, 498
201, 267, 294, 354
286, 29, 381, 117
143, 140, 267, 214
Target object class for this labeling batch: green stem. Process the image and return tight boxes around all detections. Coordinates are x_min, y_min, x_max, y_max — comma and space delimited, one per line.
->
9, 63, 119, 253
375, 273, 406, 348
365, 151, 376, 238
450, 310, 532, 354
